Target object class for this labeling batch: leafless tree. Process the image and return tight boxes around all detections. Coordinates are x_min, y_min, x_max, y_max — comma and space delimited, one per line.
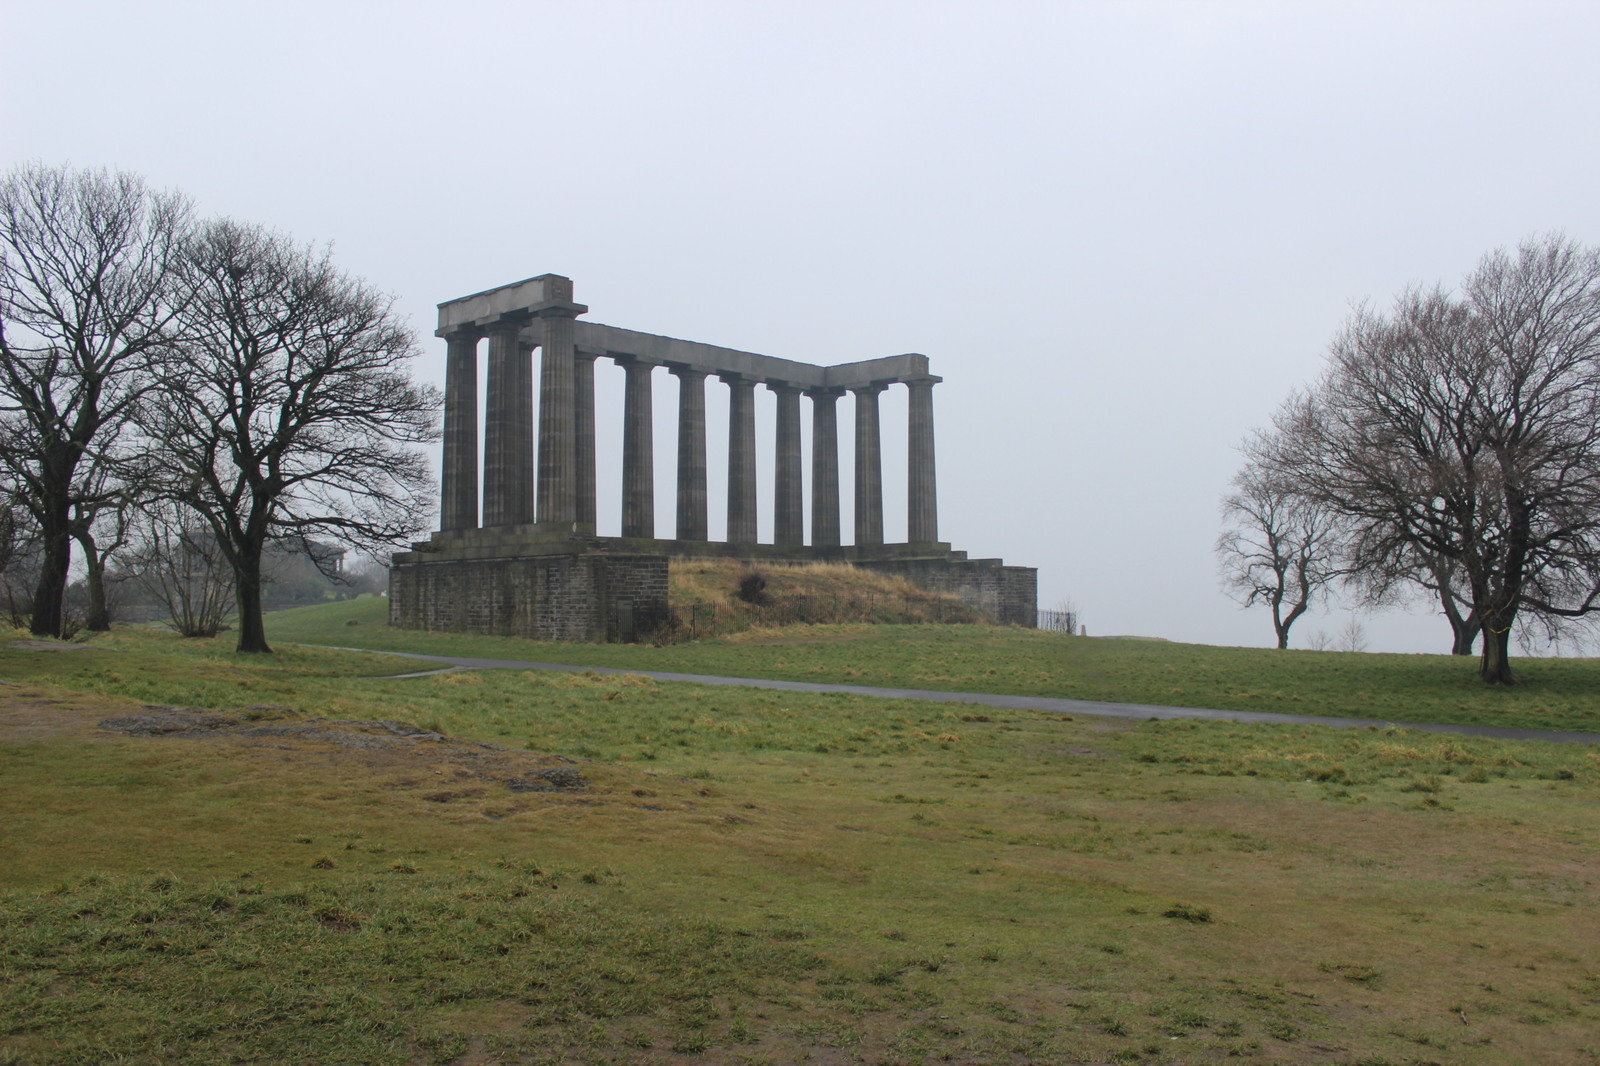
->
66, 447, 149, 630
145, 219, 439, 653
1333, 615, 1368, 654
123, 501, 235, 638
1343, 537, 1482, 655
0, 163, 191, 637
1216, 435, 1343, 649
1269, 235, 1600, 684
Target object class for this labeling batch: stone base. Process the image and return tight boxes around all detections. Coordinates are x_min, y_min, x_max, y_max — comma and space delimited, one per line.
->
389, 525, 1037, 642
389, 540, 667, 643
855, 557, 1037, 627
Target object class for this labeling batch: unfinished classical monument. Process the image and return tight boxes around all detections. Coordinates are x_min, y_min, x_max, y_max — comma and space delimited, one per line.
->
389, 275, 1036, 641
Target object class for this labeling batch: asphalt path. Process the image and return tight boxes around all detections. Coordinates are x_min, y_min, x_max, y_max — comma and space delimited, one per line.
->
343, 647, 1600, 746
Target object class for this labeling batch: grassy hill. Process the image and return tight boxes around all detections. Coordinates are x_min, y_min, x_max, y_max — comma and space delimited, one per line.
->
2, 623, 1598, 1064
270, 596, 1600, 734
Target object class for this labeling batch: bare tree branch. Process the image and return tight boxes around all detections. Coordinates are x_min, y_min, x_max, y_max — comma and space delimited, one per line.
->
0, 162, 191, 637
1264, 235, 1600, 683
143, 218, 440, 653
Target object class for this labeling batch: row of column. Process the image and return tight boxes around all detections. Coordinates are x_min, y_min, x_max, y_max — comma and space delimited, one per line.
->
441, 320, 940, 548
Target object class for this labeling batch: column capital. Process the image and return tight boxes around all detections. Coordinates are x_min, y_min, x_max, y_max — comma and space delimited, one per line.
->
903, 374, 943, 388
766, 380, 803, 398
484, 314, 527, 336
614, 353, 655, 373
668, 363, 709, 382
531, 300, 589, 319
850, 381, 890, 397
804, 385, 845, 401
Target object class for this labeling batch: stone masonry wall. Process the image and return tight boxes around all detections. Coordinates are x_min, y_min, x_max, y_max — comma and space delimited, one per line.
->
389, 553, 668, 642
858, 558, 1037, 627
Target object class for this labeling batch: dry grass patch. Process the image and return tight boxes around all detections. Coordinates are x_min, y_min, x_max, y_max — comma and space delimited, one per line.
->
663, 558, 984, 639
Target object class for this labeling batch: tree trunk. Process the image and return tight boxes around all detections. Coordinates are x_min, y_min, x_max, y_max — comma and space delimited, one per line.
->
1273, 598, 1306, 650
1448, 616, 1481, 656
76, 531, 111, 631
83, 562, 110, 631
234, 551, 272, 653
29, 506, 72, 638
1441, 595, 1478, 655
1479, 624, 1514, 685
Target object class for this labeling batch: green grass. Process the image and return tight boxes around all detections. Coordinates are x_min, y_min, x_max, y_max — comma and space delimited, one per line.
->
2, 625, 1600, 1064
265, 597, 1600, 733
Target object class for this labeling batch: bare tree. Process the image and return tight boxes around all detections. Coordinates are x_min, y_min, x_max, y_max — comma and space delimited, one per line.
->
123, 501, 235, 638
146, 219, 439, 653
1271, 236, 1600, 684
0, 485, 20, 580
1333, 615, 1368, 653
0, 163, 190, 637
66, 447, 147, 630
1344, 538, 1481, 655
1216, 436, 1342, 649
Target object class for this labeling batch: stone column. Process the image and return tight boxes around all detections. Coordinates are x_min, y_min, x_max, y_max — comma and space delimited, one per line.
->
907, 375, 941, 543
440, 328, 480, 531
574, 352, 598, 533
770, 382, 803, 546
536, 309, 578, 527
807, 388, 843, 548
671, 367, 709, 542
724, 373, 758, 544
483, 318, 533, 527
852, 383, 887, 547
620, 358, 655, 539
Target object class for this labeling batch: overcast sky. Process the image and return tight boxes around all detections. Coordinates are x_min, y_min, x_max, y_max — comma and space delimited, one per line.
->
5, 0, 1599, 653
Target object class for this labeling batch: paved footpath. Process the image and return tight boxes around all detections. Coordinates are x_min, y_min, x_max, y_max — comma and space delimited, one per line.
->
346, 648, 1600, 746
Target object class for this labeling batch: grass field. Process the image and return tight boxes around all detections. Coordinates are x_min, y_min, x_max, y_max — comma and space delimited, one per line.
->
268, 597, 1600, 734
2, 621, 1599, 1065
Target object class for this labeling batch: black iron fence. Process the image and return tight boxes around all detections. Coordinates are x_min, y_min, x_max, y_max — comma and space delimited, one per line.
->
1037, 608, 1077, 634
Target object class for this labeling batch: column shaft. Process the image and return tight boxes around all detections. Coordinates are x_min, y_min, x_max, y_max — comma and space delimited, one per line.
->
621, 358, 655, 539
853, 384, 887, 547
771, 383, 803, 546
483, 320, 533, 527
907, 377, 940, 543
808, 388, 842, 548
440, 329, 480, 531
575, 353, 597, 532
672, 367, 709, 541
725, 374, 758, 544
536, 311, 578, 526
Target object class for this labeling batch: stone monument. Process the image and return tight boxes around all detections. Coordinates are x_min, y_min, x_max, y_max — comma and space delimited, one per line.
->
389, 275, 1036, 641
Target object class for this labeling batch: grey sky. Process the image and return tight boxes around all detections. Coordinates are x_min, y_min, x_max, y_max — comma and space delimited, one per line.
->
5, 0, 1598, 652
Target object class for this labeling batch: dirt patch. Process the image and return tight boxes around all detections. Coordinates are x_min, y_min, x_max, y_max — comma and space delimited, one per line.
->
97, 705, 592, 794
7, 640, 98, 652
